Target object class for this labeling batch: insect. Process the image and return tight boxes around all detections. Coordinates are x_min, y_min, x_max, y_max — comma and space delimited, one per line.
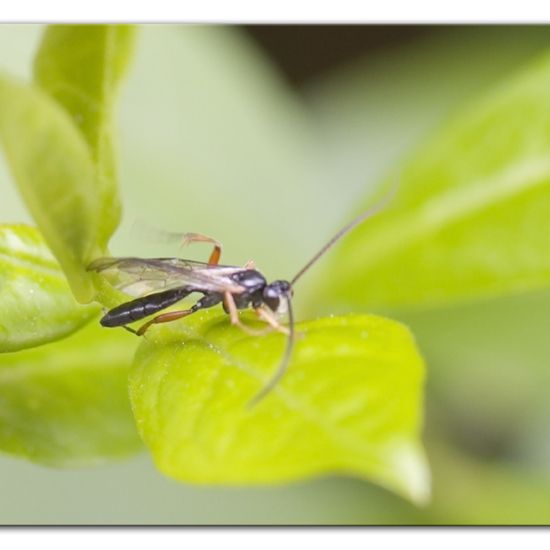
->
88, 188, 395, 404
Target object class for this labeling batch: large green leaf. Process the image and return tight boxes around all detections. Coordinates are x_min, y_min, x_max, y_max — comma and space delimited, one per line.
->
316, 50, 550, 312
0, 224, 97, 352
0, 321, 142, 466
34, 25, 136, 249
130, 310, 429, 504
0, 26, 135, 303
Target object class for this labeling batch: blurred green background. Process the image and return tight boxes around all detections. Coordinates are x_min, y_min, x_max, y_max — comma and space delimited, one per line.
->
2, 24, 550, 524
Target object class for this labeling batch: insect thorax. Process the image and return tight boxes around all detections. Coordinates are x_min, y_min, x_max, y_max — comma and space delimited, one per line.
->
229, 269, 267, 310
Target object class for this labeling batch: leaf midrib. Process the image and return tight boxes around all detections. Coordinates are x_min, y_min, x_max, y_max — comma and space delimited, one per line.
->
0, 249, 63, 277
343, 156, 550, 274
153, 320, 416, 472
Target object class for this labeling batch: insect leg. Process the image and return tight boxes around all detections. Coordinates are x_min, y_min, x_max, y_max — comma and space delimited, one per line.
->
255, 307, 290, 335
136, 292, 222, 336
136, 309, 195, 336
243, 259, 256, 269
223, 292, 273, 336
180, 232, 222, 266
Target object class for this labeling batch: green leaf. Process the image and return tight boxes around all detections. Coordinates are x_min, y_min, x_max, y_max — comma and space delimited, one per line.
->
34, 24, 136, 249
0, 26, 135, 303
0, 320, 143, 466
129, 311, 429, 504
0, 74, 100, 302
0, 224, 98, 352
316, 50, 550, 312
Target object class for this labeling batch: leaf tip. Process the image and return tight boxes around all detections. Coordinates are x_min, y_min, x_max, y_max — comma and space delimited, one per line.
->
387, 439, 431, 506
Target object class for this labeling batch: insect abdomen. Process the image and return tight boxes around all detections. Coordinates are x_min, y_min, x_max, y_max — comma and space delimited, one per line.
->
100, 287, 193, 328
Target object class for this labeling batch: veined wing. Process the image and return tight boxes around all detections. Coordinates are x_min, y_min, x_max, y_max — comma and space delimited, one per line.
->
88, 257, 245, 297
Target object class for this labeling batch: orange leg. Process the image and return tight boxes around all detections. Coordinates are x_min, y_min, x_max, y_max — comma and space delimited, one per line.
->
136, 309, 195, 336
180, 232, 222, 266
224, 292, 274, 336
222, 292, 289, 336
255, 307, 290, 335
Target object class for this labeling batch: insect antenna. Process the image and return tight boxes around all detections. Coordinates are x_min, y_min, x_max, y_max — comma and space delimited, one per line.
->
248, 293, 295, 407
248, 179, 397, 406
290, 180, 398, 286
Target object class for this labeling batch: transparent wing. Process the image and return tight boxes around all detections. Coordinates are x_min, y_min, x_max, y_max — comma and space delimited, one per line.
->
88, 257, 244, 297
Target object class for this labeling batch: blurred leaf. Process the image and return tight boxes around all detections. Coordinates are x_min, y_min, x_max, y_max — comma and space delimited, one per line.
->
130, 311, 429, 504
421, 442, 550, 524
0, 224, 98, 352
34, 25, 136, 248
307, 26, 550, 199
0, 26, 135, 303
0, 26, 44, 226
316, 49, 550, 312
306, 26, 550, 497
0, 74, 100, 302
400, 291, 550, 461
0, 321, 142, 466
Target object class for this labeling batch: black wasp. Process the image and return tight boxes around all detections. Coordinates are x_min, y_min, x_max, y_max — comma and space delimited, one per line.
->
88, 190, 394, 403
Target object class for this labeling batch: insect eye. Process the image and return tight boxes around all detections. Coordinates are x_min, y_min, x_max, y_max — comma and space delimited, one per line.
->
268, 280, 292, 296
